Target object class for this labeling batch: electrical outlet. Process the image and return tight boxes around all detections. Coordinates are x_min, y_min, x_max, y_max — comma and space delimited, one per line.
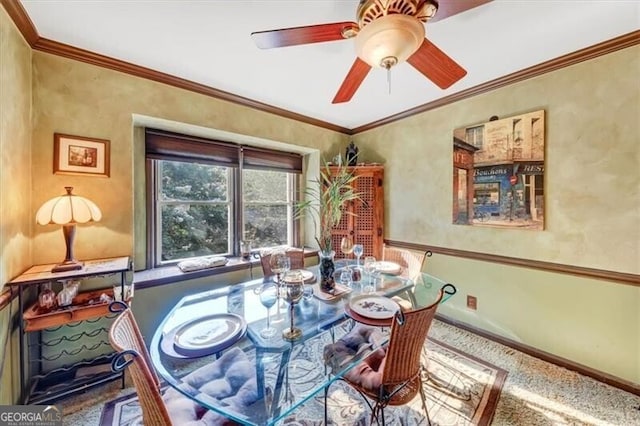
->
467, 295, 477, 310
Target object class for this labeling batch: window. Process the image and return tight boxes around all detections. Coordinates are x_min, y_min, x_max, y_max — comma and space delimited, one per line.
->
146, 129, 301, 266
243, 169, 294, 248
473, 182, 500, 207
466, 125, 484, 149
157, 161, 231, 261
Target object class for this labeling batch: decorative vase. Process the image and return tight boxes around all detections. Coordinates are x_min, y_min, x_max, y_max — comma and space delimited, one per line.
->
319, 250, 336, 293
345, 141, 359, 166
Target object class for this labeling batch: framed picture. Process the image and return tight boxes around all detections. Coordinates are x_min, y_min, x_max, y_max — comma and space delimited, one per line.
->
452, 109, 545, 230
54, 133, 110, 177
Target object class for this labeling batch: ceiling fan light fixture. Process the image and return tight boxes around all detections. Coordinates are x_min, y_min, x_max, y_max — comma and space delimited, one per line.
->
355, 14, 425, 68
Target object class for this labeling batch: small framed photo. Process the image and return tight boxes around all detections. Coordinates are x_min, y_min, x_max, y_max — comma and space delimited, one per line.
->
54, 133, 110, 177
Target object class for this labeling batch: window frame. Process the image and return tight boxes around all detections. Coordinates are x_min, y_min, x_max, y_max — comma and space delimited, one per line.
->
145, 129, 301, 268
154, 162, 235, 263
466, 125, 484, 150
241, 169, 297, 250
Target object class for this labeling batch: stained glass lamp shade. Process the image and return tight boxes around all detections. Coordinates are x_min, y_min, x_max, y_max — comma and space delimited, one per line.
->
35, 186, 102, 272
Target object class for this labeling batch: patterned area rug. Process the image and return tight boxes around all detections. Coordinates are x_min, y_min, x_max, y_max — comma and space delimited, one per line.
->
100, 338, 506, 426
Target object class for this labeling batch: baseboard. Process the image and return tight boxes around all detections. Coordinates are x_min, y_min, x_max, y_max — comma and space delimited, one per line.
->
435, 314, 640, 397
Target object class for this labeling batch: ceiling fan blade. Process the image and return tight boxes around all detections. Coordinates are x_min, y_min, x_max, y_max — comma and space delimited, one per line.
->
429, 0, 492, 23
407, 39, 467, 89
251, 22, 358, 49
332, 58, 371, 104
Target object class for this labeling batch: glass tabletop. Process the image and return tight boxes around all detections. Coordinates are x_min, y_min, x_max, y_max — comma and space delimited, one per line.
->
149, 264, 452, 426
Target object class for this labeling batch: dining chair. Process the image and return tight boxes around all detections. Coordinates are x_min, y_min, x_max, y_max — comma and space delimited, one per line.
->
259, 247, 305, 276
108, 301, 257, 425
382, 244, 431, 280
327, 283, 456, 426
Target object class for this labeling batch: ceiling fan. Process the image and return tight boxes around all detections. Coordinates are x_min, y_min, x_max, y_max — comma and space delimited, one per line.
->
251, 0, 492, 104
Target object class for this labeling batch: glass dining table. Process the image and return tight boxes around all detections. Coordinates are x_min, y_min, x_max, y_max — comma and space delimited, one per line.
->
149, 262, 453, 425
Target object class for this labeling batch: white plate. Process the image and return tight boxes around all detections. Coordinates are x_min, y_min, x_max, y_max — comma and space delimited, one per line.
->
374, 261, 402, 275
281, 269, 315, 283
349, 295, 400, 319
173, 313, 246, 354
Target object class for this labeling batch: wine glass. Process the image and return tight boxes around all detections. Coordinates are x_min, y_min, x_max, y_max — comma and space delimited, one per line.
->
363, 256, 377, 293
352, 244, 364, 268
282, 278, 305, 341
269, 249, 288, 283
339, 268, 353, 289
341, 237, 354, 274
270, 252, 290, 323
281, 256, 291, 276
340, 236, 354, 259
256, 283, 278, 338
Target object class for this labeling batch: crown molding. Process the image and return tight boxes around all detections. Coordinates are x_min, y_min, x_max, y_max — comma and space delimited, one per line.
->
32, 38, 352, 134
1, 0, 38, 45
2, 1, 638, 135
0, 0, 351, 134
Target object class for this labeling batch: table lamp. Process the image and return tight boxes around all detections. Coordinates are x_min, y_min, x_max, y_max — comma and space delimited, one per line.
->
36, 186, 102, 272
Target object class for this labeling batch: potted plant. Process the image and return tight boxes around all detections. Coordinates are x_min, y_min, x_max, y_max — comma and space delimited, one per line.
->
296, 161, 361, 292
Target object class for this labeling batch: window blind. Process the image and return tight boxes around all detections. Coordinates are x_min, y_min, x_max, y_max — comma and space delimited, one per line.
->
145, 129, 302, 173
242, 146, 302, 174
145, 129, 239, 167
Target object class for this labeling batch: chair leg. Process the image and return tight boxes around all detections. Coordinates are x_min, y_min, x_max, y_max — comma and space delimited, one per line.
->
324, 382, 331, 425
419, 367, 432, 426
365, 401, 389, 426
419, 385, 431, 426
335, 379, 380, 425
370, 403, 382, 426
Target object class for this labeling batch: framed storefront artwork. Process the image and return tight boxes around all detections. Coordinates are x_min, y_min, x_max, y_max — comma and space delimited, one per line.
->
53, 133, 110, 177
452, 110, 545, 230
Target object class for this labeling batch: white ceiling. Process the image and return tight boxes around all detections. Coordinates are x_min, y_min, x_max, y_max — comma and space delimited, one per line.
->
19, 0, 639, 130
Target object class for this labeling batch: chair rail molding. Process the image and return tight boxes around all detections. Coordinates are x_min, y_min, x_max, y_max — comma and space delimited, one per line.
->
384, 240, 640, 287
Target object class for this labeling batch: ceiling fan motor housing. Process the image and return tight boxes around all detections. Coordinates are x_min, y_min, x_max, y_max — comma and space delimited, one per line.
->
357, 0, 439, 26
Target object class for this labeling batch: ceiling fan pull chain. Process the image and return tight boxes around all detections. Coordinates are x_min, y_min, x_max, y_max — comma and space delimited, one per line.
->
380, 56, 397, 96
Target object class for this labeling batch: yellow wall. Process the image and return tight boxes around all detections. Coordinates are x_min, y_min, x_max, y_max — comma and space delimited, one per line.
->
30, 52, 347, 267
0, 6, 33, 404
353, 46, 640, 383
0, 5, 32, 292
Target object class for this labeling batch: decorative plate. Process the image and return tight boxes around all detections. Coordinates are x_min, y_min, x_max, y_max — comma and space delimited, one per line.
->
281, 269, 315, 284
349, 295, 400, 319
173, 313, 246, 356
374, 261, 402, 275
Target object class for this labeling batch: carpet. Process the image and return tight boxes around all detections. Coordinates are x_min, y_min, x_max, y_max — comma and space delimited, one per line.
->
99, 338, 506, 425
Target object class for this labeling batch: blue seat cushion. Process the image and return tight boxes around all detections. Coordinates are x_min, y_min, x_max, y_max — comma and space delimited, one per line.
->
163, 347, 258, 425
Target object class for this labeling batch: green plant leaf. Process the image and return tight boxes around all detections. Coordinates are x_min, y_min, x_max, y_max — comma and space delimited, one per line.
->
296, 160, 363, 253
